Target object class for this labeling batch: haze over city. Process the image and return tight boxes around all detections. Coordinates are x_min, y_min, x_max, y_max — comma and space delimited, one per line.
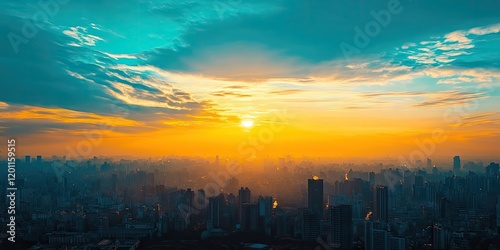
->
1, 0, 500, 159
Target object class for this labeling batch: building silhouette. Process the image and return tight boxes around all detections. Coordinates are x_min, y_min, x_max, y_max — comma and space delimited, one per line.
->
330, 204, 353, 250
301, 209, 320, 241
453, 156, 461, 173
238, 187, 251, 224
374, 185, 388, 222
308, 177, 324, 217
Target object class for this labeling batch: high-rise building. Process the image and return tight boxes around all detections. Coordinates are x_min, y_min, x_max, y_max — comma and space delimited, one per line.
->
208, 194, 224, 229
496, 195, 500, 231
433, 224, 446, 250
258, 196, 273, 217
308, 177, 324, 217
369, 172, 375, 186
453, 156, 461, 173
238, 187, 251, 224
365, 220, 373, 250
427, 158, 432, 169
486, 162, 500, 177
258, 196, 273, 235
330, 205, 353, 250
374, 186, 388, 222
241, 203, 258, 232
302, 209, 320, 241
275, 209, 288, 237
25, 155, 30, 164
389, 236, 405, 250
36, 155, 42, 164
372, 229, 389, 250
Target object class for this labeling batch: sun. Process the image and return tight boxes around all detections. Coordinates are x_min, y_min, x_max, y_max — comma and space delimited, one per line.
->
241, 120, 254, 128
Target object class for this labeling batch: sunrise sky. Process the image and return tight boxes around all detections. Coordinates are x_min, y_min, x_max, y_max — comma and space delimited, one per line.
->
1, 0, 499, 160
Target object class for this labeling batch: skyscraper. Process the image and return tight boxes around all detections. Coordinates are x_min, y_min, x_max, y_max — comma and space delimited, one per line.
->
241, 203, 258, 232
427, 158, 432, 169
208, 194, 224, 229
308, 176, 324, 217
369, 172, 375, 186
453, 156, 461, 173
302, 209, 320, 241
25, 155, 30, 164
374, 185, 388, 222
497, 195, 500, 231
330, 205, 353, 250
238, 187, 251, 224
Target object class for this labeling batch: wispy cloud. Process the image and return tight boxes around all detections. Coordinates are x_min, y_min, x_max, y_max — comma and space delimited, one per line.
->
413, 91, 486, 108
63, 26, 104, 46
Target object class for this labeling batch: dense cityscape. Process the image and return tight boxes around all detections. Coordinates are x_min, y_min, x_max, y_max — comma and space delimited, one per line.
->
1, 155, 500, 249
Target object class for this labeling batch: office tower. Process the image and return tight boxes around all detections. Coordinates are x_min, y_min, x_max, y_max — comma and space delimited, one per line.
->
215, 155, 219, 167
185, 188, 194, 212
241, 203, 258, 232
372, 229, 389, 250
275, 209, 289, 237
389, 236, 405, 250
238, 187, 251, 205
238, 187, 251, 224
330, 205, 353, 250
258, 196, 273, 217
226, 193, 236, 229
374, 186, 388, 222
486, 162, 500, 177
427, 158, 432, 169
302, 209, 320, 241
36, 155, 42, 164
453, 156, 461, 173
208, 194, 224, 229
365, 220, 373, 250
369, 172, 375, 186
497, 195, 500, 231
308, 177, 324, 217
196, 189, 207, 217
257, 196, 273, 235
25, 155, 30, 164
433, 224, 446, 250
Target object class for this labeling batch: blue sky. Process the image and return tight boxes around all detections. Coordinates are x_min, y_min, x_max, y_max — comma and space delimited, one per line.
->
1, 0, 499, 158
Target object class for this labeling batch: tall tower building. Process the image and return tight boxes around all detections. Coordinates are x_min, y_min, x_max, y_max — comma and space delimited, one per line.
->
308, 176, 324, 217
453, 156, 461, 173
241, 203, 258, 232
330, 205, 353, 250
302, 209, 320, 241
369, 172, 375, 186
374, 186, 388, 222
238, 187, 251, 223
25, 155, 31, 164
208, 194, 224, 229
496, 195, 500, 231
